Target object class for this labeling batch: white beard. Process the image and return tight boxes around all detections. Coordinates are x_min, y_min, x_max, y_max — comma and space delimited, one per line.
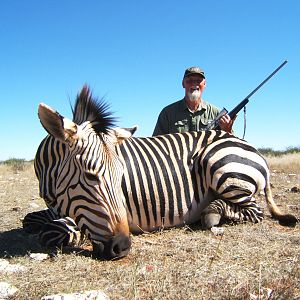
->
187, 90, 201, 102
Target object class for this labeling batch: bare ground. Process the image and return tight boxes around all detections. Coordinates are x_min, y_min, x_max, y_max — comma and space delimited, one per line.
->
0, 158, 299, 300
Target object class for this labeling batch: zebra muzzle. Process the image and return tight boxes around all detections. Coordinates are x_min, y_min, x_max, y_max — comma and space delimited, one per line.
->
92, 233, 131, 260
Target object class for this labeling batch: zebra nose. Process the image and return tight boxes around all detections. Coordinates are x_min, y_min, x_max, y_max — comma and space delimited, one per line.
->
92, 233, 131, 260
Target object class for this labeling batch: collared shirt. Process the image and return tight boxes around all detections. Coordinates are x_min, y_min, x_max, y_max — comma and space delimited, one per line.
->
153, 98, 220, 136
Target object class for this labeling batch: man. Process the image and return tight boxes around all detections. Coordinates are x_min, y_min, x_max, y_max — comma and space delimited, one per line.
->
153, 66, 234, 136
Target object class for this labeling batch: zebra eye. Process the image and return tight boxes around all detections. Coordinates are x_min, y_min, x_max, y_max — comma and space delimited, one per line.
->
85, 172, 99, 181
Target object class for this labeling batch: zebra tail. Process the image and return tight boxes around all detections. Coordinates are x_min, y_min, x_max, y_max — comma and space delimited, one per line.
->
264, 182, 298, 226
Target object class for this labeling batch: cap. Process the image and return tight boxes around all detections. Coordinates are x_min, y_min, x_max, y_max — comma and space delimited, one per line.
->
183, 66, 205, 79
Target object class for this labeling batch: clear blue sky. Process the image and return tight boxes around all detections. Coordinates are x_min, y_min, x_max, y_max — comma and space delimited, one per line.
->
1, 1, 299, 161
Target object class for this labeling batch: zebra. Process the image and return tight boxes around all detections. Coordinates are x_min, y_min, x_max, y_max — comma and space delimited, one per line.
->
23, 85, 298, 260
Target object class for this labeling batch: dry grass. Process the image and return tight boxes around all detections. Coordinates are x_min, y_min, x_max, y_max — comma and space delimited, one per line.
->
265, 152, 300, 174
0, 155, 299, 299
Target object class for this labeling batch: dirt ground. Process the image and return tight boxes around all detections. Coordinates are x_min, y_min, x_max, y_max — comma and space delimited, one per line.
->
0, 159, 299, 299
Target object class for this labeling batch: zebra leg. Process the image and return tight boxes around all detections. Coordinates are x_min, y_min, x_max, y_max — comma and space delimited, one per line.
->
201, 198, 264, 229
39, 217, 85, 248
23, 208, 58, 234
201, 201, 222, 229
238, 198, 264, 223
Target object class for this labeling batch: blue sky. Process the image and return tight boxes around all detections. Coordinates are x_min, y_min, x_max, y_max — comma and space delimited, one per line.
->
1, 1, 299, 161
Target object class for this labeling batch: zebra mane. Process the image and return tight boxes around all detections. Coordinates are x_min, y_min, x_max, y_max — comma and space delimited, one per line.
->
72, 85, 116, 134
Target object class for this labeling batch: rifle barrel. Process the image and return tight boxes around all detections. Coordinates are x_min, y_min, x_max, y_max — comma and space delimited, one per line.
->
228, 98, 249, 119
208, 60, 288, 129
245, 60, 288, 100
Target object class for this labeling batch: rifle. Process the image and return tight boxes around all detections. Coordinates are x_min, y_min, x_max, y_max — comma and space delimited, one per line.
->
206, 60, 288, 130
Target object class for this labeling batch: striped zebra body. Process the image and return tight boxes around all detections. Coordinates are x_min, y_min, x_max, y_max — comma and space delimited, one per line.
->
23, 86, 297, 260
117, 130, 267, 233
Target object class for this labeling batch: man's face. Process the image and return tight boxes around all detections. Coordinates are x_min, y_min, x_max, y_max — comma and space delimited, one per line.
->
183, 75, 206, 101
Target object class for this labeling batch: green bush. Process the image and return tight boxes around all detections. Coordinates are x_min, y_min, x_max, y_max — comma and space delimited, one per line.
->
1, 158, 26, 173
258, 146, 300, 157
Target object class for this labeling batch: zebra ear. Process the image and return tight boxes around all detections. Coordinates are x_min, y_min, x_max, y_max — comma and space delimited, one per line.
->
122, 125, 138, 136
109, 125, 138, 144
38, 103, 78, 143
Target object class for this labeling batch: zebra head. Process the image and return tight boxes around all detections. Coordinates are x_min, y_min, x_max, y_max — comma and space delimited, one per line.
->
37, 86, 135, 260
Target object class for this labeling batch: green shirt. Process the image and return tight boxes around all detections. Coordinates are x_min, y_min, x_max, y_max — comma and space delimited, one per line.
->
153, 98, 220, 136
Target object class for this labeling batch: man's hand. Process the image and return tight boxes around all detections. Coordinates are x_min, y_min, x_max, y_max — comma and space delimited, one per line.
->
219, 114, 236, 133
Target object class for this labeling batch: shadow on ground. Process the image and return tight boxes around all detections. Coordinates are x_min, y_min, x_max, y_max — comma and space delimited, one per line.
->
0, 228, 42, 258
0, 228, 95, 259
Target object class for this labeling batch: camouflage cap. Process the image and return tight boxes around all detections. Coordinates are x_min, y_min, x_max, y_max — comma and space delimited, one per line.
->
183, 66, 205, 79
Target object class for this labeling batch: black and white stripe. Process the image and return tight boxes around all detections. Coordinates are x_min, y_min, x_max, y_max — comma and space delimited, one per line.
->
117, 130, 273, 232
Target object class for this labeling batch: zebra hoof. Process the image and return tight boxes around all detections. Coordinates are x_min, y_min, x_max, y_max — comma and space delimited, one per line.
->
201, 213, 221, 230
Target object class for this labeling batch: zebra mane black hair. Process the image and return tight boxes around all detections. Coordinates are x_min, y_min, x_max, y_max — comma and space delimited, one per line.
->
72, 85, 116, 134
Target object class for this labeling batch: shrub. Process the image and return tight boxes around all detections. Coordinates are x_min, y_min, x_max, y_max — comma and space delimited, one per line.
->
1, 158, 26, 173
258, 146, 300, 157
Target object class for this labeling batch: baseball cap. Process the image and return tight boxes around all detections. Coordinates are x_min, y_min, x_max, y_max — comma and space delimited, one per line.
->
183, 66, 205, 79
